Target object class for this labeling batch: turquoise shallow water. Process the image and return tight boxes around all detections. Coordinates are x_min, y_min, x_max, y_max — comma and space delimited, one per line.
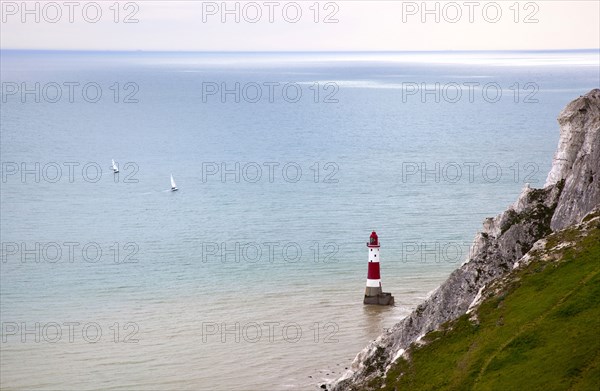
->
1, 50, 599, 390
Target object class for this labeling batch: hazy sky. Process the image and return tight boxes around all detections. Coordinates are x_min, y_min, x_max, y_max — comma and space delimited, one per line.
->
1, 0, 599, 51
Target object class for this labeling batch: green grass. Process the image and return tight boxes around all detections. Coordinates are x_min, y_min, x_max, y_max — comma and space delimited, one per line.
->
380, 221, 600, 391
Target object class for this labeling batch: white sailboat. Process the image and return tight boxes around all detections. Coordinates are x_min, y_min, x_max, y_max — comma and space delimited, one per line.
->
170, 174, 178, 191
111, 159, 119, 173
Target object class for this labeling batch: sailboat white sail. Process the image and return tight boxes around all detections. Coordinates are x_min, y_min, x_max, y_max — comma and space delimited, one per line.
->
170, 174, 178, 191
111, 159, 119, 173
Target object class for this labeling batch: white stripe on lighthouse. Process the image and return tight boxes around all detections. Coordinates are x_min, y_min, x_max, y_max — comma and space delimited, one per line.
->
366, 279, 381, 287
368, 247, 380, 262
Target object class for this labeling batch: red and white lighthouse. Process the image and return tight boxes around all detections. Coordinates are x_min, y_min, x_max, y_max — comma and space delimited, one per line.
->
363, 231, 394, 306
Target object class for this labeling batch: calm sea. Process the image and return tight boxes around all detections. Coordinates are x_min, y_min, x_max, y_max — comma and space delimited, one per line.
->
1, 50, 598, 390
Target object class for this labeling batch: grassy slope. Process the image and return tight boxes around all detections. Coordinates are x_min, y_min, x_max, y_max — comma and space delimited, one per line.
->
380, 218, 600, 391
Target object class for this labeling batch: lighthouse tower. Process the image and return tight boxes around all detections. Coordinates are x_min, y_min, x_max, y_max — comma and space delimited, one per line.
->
363, 231, 394, 306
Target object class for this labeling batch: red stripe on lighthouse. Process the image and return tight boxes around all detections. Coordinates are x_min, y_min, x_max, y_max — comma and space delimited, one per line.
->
367, 262, 380, 280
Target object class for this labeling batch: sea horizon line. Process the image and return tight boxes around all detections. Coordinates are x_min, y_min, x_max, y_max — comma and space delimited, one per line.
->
1, 48, 599, 54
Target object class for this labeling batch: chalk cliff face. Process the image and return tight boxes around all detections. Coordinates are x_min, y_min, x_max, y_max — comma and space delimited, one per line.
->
546, 89, 600, 230
332, 89, 600, 391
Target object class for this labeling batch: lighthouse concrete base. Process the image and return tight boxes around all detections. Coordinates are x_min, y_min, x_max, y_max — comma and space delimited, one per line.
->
364, 292, 394, 306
